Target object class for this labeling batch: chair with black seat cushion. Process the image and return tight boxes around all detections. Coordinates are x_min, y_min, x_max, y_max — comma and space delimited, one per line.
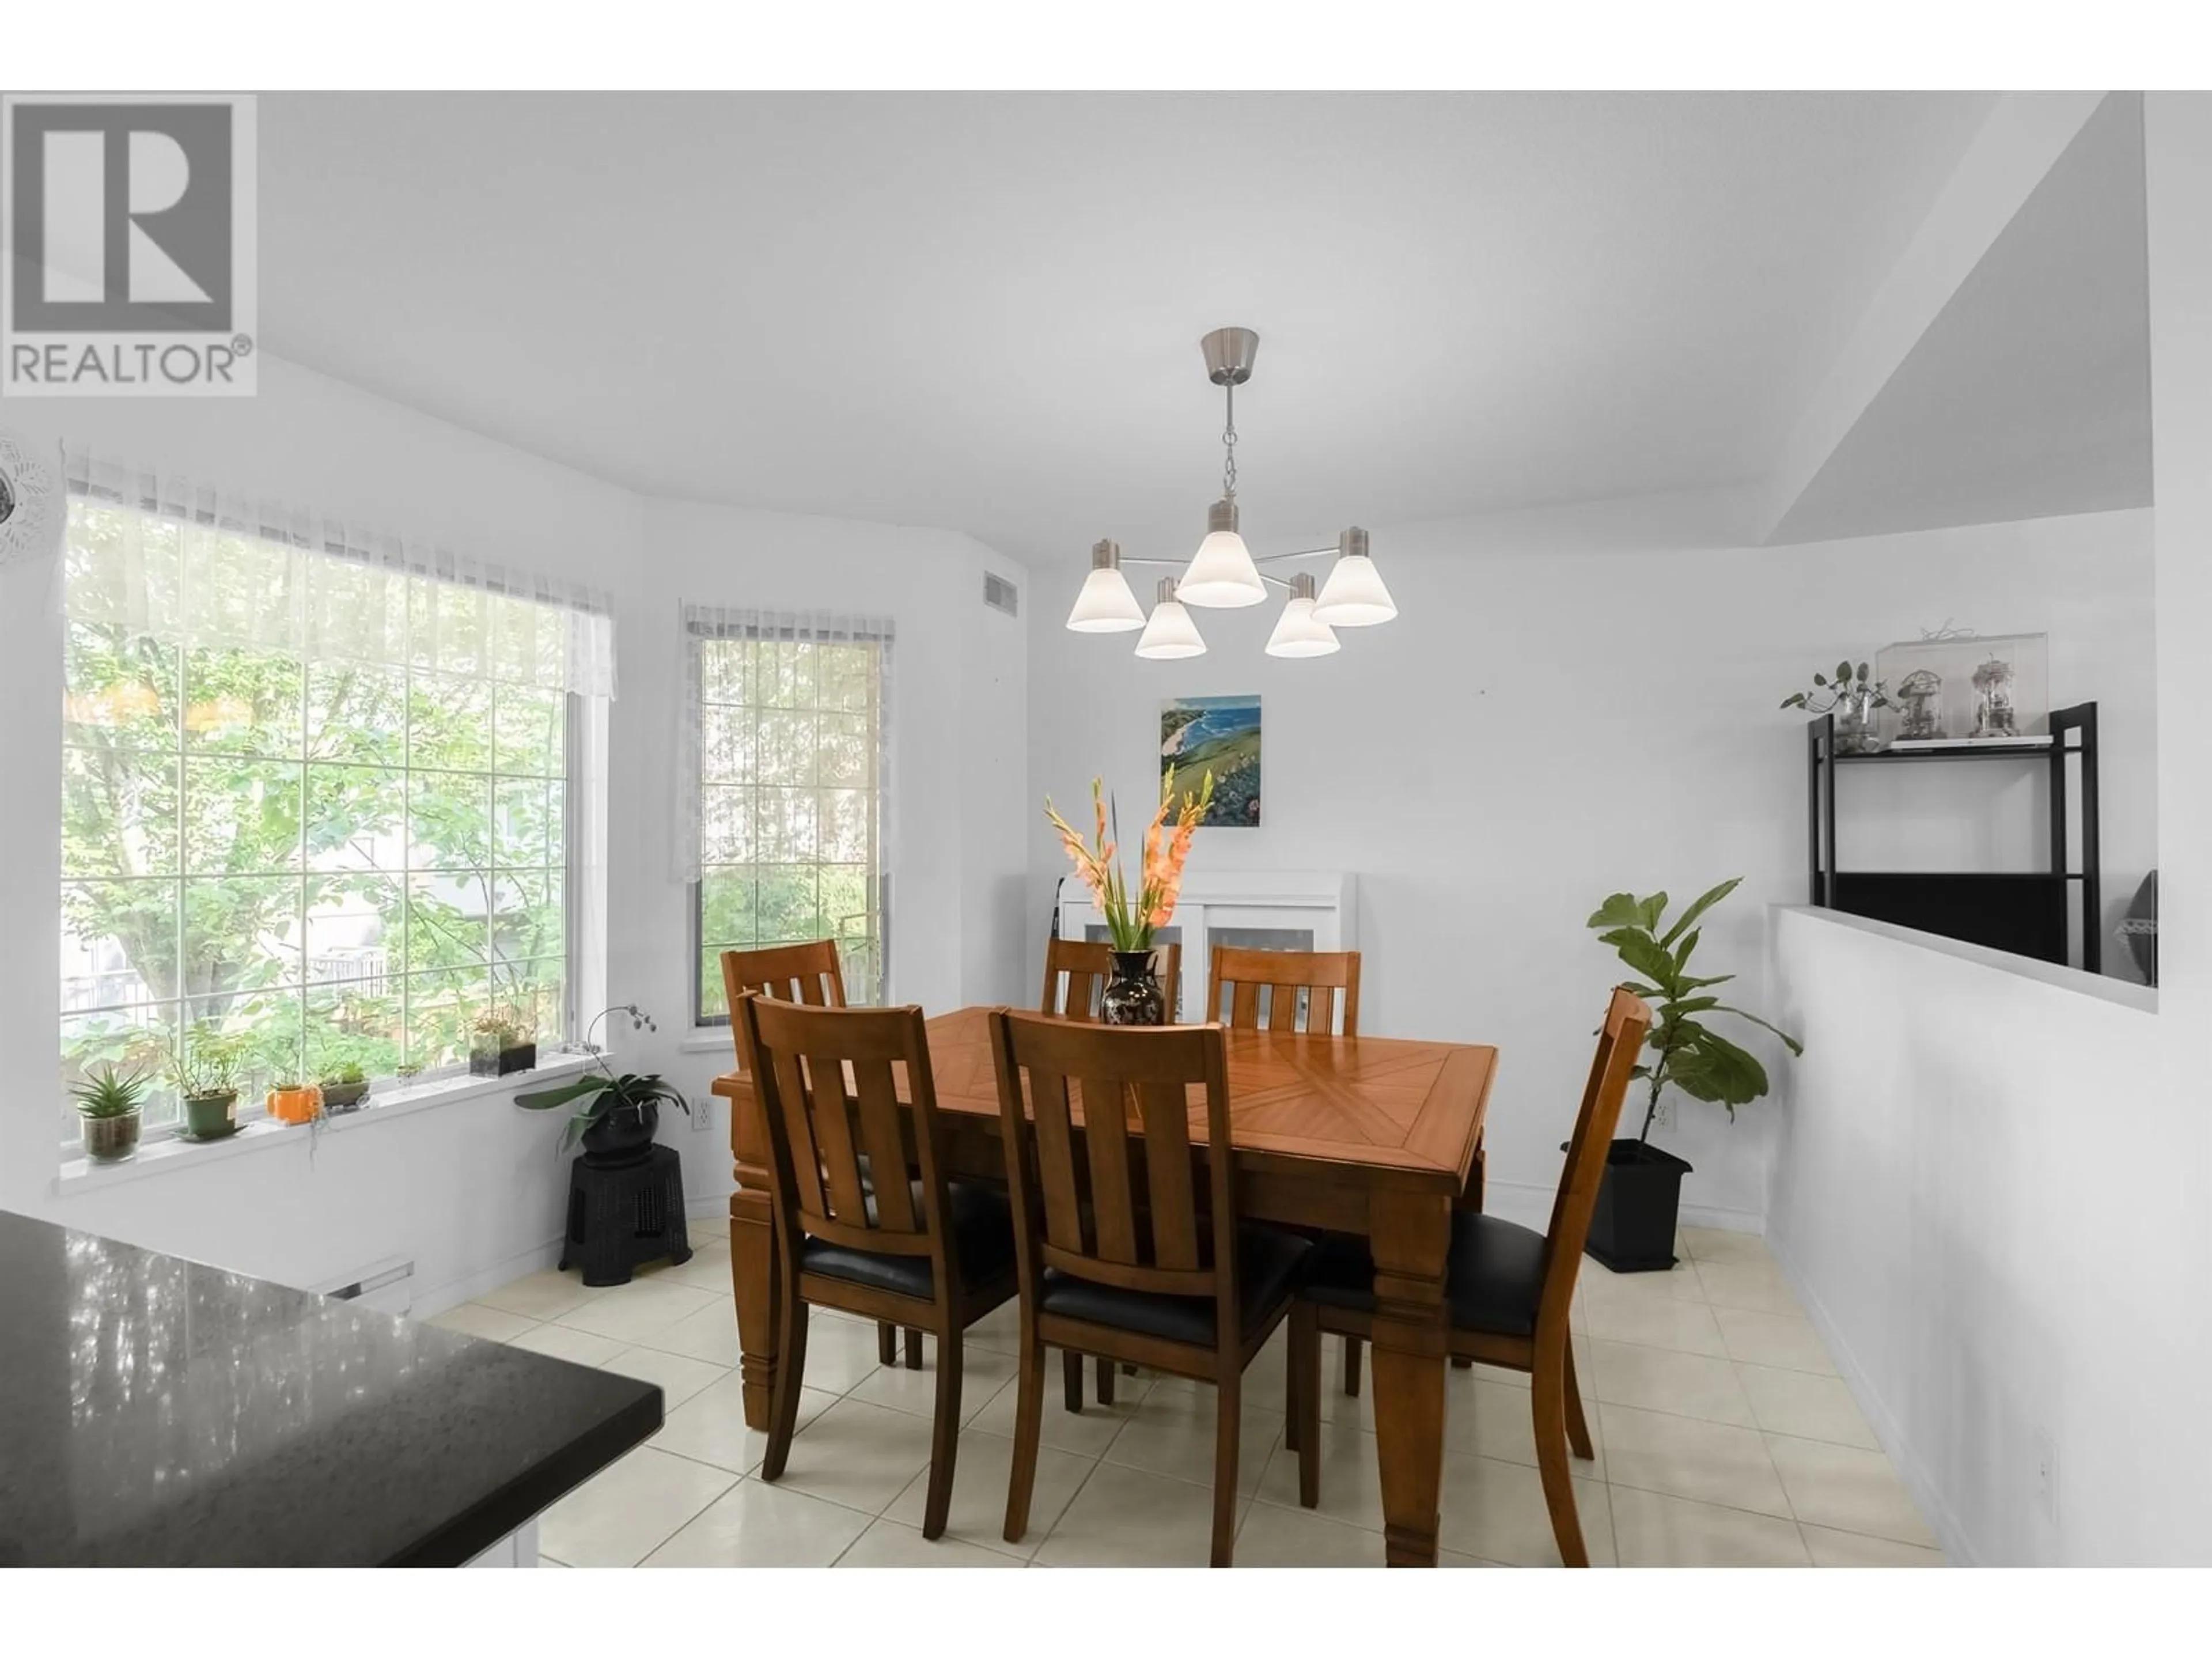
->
987, 1009, 1316, 1566
1038, 935, 1186, 1408
721, 940, 919, 1370
1293, 986, 1652, 1567
734, 991, 1018, 1540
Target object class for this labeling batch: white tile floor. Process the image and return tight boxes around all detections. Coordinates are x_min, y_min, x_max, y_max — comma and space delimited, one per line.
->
426, 1216, 1945, 1568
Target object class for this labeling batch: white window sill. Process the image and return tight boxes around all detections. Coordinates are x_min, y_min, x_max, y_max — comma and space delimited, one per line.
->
54, 1051, 605, 1195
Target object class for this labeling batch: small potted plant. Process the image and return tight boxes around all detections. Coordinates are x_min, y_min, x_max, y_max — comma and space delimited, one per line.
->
1781, 660, 1892, 755
517, 1005, 684, 1164
266, 1072, 320, 1124
72, 1063, 149, 1163
470, 1006, 537, 1078
1583, 880, 1802, 1270
319, 1060, 372, 1114
173, 1031, 245, 1141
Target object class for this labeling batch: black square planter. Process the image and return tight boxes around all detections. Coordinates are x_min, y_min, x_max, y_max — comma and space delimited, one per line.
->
1584, 1139, 1692, 1272
470, 1040, 536, 1078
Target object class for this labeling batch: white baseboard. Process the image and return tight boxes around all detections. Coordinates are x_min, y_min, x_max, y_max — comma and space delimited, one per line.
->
687, 1191, 734, 1219
409, 1235, 565, 1321
1482, 1177, 1764, 1238
1766, 1229, 1976, 1567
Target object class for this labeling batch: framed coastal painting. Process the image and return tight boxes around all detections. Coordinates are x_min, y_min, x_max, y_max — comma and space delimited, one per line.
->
1162, 695, 1261, 827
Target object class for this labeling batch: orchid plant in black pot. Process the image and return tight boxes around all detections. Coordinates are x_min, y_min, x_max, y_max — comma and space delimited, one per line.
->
1581, 879, 1802, 1271
515, 1004, 689, 1164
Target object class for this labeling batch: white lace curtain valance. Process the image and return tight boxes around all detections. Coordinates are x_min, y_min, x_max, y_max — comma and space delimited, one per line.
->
63, 446, 618, 699
676, 603, 895, 885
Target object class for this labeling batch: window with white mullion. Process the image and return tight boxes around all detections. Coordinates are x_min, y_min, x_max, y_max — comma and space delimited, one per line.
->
56, 497, 586, 1151
688, 616, 890, 1025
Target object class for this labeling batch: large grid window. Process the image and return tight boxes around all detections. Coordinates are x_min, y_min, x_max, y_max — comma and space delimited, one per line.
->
691, 622, 888, 1023
58, 499, 579, 1144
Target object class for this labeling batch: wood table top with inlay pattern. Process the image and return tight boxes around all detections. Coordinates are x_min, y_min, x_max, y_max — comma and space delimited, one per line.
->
906, 1007, 1495, 1189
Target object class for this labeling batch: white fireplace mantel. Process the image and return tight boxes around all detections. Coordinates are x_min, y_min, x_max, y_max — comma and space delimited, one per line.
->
1054, 869, 1356, 1022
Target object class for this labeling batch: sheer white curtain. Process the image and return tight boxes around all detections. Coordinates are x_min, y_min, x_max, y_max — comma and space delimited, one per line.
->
63, 446, 617, 696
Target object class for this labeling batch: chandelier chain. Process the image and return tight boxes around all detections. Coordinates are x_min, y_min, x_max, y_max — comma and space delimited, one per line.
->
1221, 380, 1238, 500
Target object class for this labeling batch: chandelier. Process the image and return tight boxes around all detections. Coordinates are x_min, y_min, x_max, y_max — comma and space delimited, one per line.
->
1062, 327, 1397, 659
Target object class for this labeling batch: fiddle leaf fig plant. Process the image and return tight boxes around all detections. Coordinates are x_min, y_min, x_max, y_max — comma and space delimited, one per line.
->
1586, 878, 1803, 1143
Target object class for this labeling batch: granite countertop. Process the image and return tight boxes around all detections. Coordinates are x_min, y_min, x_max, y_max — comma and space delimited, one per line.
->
0, 1210, 662, 1566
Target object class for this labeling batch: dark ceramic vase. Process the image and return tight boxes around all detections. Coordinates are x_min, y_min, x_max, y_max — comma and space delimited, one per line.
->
1100, 949, 1166, 1027
582, 1099, 658, 1165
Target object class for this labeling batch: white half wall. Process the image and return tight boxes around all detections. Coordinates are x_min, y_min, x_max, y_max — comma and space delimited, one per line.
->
1027, 496, 2157, 1225
1768, 906, 2176, 1565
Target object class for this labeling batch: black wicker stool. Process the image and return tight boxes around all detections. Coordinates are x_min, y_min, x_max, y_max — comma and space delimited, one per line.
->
558, 1143, 693, 1287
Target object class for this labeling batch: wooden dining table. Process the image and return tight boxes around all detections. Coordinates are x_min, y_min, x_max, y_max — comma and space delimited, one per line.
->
710, 1005, 1497, 1567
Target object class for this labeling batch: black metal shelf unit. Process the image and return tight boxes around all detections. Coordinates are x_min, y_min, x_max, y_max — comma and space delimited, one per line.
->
1807, 701, 2101, 972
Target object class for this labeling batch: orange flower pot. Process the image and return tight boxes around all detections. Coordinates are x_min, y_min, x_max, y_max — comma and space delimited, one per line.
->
267, 1085, 320, 1125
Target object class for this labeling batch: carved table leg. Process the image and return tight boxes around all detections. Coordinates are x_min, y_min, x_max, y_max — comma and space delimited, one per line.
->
1365, 1191, 1452, 1567
726, 1074, 781, 1433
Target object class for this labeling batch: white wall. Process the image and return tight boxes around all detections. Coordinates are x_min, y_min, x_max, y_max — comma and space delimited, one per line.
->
1027, 495, 2157, 1225
0, 357, 1029, 1305
1768, 907, 2174, 1564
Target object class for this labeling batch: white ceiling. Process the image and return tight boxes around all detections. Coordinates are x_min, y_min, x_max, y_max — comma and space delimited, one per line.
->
1769, 93, 2150, 545
256, 92, 2002, 563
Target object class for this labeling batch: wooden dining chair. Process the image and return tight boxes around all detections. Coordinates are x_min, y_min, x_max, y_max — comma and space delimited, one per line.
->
1037, 935, 1185, 1408
721, 937, 850, 1007
733, 993, 1018, 1539
987, 1010, 1317, 1566
720, 940, 917, 1370
1206, 944, 1361, 1036
1291, 986, 1652, 1567
1039, 936, 1184, 1024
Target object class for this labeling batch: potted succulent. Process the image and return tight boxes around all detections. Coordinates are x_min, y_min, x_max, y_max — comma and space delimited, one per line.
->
1582, 879, 1802, 1270
1781, 659, 1892, 755
319, 1060, 372, 1114
173, 1030, 246, 1141
470, 1006, 537, 1077
517, 1004, 685, 1164
72, 1063, 149, 1163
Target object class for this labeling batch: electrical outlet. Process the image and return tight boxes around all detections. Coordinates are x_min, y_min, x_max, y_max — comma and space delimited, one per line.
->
1650, 1094, 1673, 1132
690, 1100, 714, 1133
2033, 1429, 2060, 1524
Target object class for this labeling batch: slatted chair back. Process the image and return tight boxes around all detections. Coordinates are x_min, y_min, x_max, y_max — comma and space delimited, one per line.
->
988, 1011, 1237, 1344
722, 939, 848, 1013
1206, 946, 1362, 1037
1039, 937, 1184, 1023
1536, 987, 1653, 1329
734, 994, 955, 1291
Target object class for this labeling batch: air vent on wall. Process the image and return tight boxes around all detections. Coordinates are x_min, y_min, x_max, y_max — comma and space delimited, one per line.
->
983, 571, 1020, 617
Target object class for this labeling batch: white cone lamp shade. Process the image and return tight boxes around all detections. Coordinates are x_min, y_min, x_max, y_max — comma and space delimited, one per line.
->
1265, 572, 1340, 658
1312, 527, 1397, 626
1176, 498, 1267, 608
1065, 539, 1146, 632
1135, 578, 1207, 659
